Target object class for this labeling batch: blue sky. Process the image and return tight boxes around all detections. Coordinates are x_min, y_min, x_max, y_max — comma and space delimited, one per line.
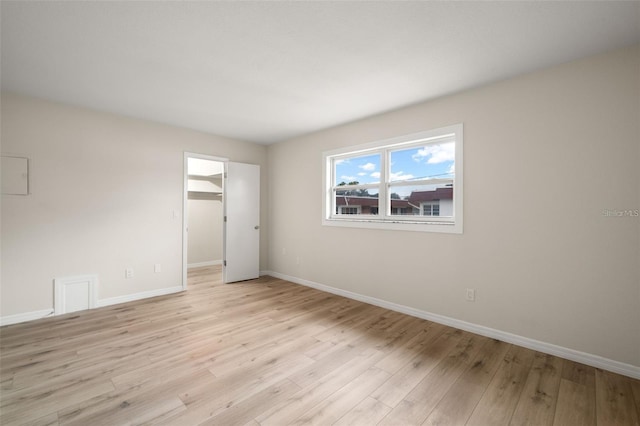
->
335, 142, 455, 187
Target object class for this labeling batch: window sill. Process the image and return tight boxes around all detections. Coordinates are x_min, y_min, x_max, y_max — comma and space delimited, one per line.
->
322, 217, 462, 234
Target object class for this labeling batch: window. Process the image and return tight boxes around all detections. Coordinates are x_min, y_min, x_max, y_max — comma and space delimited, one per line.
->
323, 124, 463, 233
338, 206, 361, 215
392, 207, 409, 215
422, 202, 440, 216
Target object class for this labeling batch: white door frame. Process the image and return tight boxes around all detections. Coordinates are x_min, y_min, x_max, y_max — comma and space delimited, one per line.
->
182, 152, 228, 289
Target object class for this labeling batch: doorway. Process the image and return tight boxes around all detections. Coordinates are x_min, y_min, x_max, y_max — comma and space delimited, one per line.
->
183, 153, 227, 289
182, 153, 261, 288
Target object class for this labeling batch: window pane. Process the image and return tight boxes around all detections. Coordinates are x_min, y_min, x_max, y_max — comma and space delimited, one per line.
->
388, 184, 453, 217
389, 142, 454, 183
335, 153, 381, 186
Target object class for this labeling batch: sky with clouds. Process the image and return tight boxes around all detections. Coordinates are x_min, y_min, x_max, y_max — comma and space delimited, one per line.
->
335, 142, 455, 193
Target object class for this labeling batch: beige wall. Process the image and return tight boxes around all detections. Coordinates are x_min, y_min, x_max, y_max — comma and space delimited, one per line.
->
267, 45, 640, 367
187, 196, 223, 266
1, 93, 268, 316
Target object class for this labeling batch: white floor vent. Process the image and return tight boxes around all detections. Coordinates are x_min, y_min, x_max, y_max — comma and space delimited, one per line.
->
54, 275, 98, 315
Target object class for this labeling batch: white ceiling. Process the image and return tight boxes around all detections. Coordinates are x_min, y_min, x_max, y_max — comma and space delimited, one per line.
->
2, 1, 639, 144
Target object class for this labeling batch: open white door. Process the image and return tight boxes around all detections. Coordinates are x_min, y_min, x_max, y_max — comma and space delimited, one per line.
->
224, 162, 260, 283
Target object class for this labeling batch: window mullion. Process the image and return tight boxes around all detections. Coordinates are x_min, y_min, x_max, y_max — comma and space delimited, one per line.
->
379, 148, 389, 219
330, 158, 337, 217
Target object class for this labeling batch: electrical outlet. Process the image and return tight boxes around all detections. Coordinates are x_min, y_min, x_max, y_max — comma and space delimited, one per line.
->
466, 288, 475, 302
154, 263, 161, 273
125, 268, 134, 279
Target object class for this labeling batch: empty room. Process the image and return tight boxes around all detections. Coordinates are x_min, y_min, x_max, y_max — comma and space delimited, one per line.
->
1, 1, 639, 425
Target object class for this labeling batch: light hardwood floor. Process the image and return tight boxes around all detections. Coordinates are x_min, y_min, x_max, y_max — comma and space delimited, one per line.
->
1, 266, 639, 425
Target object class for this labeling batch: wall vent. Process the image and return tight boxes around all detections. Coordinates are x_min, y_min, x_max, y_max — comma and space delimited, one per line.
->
54, 275, 98, 315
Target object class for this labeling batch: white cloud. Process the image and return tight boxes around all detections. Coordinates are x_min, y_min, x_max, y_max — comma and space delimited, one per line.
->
447, 163, 455, 174
390, 171, 414, 181
357, 172, 367, 176
412, 142, 455, 164
340, 175, 356, 181
370, 172, 381, 178
359, 162, 376, 171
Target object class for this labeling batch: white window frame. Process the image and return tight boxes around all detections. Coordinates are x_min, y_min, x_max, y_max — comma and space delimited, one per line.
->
322, 124, 463, 234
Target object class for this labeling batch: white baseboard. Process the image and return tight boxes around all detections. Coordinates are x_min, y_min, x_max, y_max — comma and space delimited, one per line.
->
264, 270, 640, 380
0, 309, 55, 326
1, 286, 185, 327
96, 286, 184, 308
188, 260, 222, 269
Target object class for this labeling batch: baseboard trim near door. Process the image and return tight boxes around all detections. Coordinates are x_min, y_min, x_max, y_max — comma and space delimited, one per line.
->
188, 260, 223, 269
96, 286, 184, 308
263, 270, 640, 380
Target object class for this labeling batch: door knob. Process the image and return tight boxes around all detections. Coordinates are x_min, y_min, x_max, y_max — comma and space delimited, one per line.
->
254, 225, 260, 230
